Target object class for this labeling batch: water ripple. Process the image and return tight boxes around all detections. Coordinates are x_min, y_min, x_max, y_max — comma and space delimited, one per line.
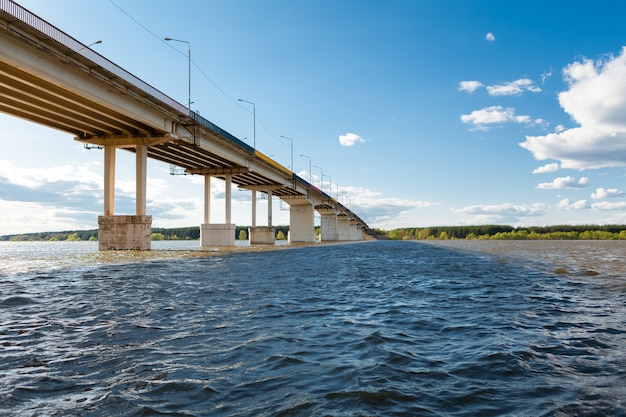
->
1, 241, 625, 416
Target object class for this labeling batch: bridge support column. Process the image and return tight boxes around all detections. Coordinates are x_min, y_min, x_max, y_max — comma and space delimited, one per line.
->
283, 197, 315, 243
248, 187, 278, 245
349, 220, 363, 241
98, 144, 152, 250
318, 209, 339, 241
337, 215, 351, 241
201, 174, 235, 246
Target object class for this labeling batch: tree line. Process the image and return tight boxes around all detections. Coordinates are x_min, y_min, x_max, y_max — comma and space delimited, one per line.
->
383, 225, 626, 240
1, 226, 296, 242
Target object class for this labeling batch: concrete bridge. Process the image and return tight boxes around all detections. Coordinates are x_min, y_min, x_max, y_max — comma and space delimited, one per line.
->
0, 0, 368, 250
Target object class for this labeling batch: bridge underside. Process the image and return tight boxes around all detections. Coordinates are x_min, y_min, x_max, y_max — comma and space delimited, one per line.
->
0, 2, 368, 249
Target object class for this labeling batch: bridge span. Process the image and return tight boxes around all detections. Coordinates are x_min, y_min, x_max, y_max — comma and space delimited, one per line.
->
0, 0, 368, 250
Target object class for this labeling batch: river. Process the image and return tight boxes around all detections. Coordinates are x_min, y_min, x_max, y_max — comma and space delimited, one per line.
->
1, 239, 624, 416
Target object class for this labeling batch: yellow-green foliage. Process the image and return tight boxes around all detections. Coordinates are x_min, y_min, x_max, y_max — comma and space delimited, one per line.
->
385, 225, 626, 240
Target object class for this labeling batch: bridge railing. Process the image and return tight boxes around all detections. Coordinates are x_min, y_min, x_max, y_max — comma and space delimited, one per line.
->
190, 111, 254, 154
1, 0, 188, 115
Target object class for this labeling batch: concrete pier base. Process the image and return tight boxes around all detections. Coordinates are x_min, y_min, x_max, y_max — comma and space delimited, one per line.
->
287, 203, 316, 243
98, 215, 152, 250
201, 223, 236, 246
319, 211, 339, 241
337, 216, 351, 241
249, 226, 276, 245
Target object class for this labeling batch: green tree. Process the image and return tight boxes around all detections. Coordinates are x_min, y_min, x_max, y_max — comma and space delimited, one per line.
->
276, 230, 286, 240
238, 229, 247, 240
151, 233, 165, 241
67, 232, 81, 241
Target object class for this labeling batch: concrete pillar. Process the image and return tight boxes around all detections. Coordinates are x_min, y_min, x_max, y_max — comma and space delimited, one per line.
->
225, 174, 232, 225
99, 143, 151, 250
103, 145, 115, 216
136, 144, 147, 216
337, 215, 350, 241
318, 209, 339, 241
204, 175, 211, 224
249, 188, 276, 245
267, 189, 273, 227
349, 220, 363, 241
200, 174, 235, 246
283, 198, 315, 243
251, 190, 257, 227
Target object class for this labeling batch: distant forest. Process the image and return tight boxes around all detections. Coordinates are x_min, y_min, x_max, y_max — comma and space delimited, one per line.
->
4, 224, 626, 242
382, 225, 626, 240
0, 226, 293, 242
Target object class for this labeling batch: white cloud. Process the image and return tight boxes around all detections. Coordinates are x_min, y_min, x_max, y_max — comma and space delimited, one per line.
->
458, 80, 483, 93
591, 201, 626, 210
591, 187, 624, 199
532, 163, 560, 174
461, 106, 534, 130
0, 160, 101, 189
541, 70, 553, 84
338, 132, 366, 147
520, 47, 626, 169
455, 203, 547, 224
556, 198, 591, 209
486, 78, 542, 96
334, 185, 435, 228
536, 176, 589, 190
485, 32, 495, 41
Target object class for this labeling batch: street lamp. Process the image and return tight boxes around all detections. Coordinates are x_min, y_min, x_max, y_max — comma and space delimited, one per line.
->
79, 40, 102, 51
300, 154, 311, 184
324, 175, 332, 196
314, 165, 324, 191
164, 37, 191, 114
280, 135, 294, 172
238, 99, 255, 150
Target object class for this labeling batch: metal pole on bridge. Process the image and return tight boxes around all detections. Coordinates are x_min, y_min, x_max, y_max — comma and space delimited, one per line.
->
164, 37, 191, 115
300, 155, 312, 185
238, 99, 256, 150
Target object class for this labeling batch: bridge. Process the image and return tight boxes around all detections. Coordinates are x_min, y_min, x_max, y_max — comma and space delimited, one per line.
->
0, 0, 369, 250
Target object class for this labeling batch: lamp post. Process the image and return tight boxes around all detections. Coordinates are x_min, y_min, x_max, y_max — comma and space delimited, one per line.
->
280, 135, 294, 172
324, 175, 332, 196
238, 99, 255, 150
79, 40, 102, 51
314, 165, 324, 192
164, 37, 191, 115
300, 154, 311, 184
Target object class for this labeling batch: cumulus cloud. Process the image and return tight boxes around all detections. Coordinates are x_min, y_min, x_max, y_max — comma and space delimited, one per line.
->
536, 176, 589, 190
591, 187, 624, 199
485, 32, 495, 41
339, 185, 435, 226
591, 201, 626, 210
460, 106, 536, 130
338, 132, 365, 147
520, 47, 626, 169
556, 198, 591, 210
486, 78, 542, 96
533, 163, 559, 174
455, 203, 546, 224
458, 80, 483, 93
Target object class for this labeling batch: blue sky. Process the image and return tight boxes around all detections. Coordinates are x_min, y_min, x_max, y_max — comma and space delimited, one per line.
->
2, 0, 626, 235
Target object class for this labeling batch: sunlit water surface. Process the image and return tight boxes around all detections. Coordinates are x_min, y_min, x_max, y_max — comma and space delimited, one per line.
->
1, 240, 625, 416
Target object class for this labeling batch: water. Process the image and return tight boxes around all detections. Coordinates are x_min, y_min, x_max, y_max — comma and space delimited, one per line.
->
1, 240, 625, 416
